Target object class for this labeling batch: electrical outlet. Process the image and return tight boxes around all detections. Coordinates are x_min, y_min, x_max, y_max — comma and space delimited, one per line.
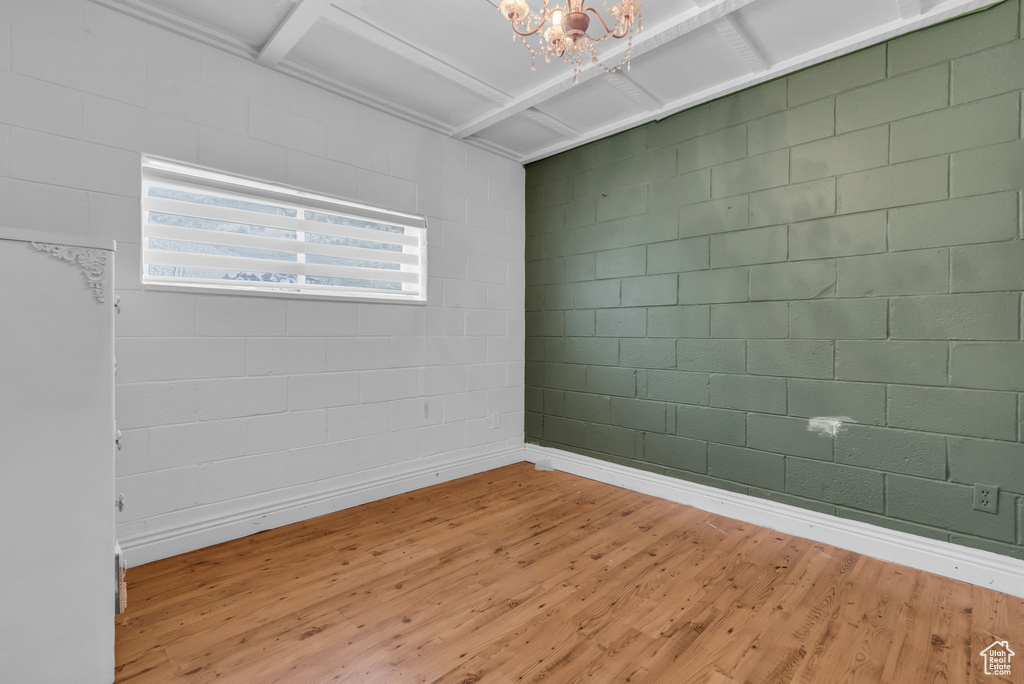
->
973, 483, 999, 514
491, 414, 501, 429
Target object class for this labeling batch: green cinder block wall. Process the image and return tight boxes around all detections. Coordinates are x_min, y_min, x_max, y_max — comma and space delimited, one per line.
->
524, 0, 1024, 560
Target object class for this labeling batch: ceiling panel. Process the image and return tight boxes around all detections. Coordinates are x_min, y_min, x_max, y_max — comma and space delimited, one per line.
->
145, 0, 295, 48
94, 0, 998, 162
737, 0, 901, 64
291, 22, 498, 128
534, 78, 647, 134
625, 24, 750, 103
639, 0, 704, 26
473, 111, 568, 154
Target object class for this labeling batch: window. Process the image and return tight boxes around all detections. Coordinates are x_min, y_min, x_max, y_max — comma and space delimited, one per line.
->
141, 157, 427, 302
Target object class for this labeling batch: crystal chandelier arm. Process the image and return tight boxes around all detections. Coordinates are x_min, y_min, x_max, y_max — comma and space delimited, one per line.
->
509, 17, 549, 37
584, 6, 630, 39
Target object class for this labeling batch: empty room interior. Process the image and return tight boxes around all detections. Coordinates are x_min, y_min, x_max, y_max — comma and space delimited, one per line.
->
4, 0, 1024, 681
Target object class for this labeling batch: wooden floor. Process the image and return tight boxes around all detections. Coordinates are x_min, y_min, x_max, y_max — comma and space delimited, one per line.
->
116, 463, 1024, 683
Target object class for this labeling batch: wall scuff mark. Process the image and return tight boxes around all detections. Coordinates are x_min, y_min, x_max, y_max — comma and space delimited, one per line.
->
807, 417, 855, 438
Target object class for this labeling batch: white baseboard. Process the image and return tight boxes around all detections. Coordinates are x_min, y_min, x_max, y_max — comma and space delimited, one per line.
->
120, 441, 1024, 599
118, 445, 523, 567
525, 444, 1024, 599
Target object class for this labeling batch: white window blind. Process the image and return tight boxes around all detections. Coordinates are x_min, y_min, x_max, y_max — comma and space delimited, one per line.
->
141, 157, 427, 302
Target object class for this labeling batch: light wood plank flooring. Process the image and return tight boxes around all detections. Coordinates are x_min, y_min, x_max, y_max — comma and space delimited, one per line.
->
115, 462, 1024, 683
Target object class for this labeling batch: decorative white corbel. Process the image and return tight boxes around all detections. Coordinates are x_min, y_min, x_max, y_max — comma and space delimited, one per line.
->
30, 242, 109, 303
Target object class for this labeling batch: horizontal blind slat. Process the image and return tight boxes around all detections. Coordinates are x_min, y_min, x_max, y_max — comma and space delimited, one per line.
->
145, 223, 419, 266
144, 249, 420, 284
144, 196, 420, 247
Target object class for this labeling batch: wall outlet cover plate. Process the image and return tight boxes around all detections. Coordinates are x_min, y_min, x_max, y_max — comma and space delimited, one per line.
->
973, 483, 999, 514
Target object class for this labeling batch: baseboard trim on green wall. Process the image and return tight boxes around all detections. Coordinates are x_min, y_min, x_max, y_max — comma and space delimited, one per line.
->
523, 444, 1024, 599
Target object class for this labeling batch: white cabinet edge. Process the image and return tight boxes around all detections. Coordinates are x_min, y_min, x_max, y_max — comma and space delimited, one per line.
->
0, 226, 116, 252
30, 243, 112, 303
1, 227, 116, 303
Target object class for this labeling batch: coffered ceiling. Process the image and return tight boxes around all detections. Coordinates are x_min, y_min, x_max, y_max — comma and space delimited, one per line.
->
91, 0, 998, 163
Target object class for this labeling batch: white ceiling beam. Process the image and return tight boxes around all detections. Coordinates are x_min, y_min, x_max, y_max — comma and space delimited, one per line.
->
521, 0, 1001, 163
258, 0, 331, 67
451, 0, 761, 140
605, 72, 663, 109
668, 0, 770, 74
714, 15, 769, 73
90, 0, 257, 59
637, 0, 767, 76
897, 0, 923, 18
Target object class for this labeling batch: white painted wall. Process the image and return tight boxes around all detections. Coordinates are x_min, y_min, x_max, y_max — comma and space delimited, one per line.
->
0, 0, 525, 565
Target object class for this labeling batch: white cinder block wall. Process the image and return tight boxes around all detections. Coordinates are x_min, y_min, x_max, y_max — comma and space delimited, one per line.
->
0, 0, 525, 563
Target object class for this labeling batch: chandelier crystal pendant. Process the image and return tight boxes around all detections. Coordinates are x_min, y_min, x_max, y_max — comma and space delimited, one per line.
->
497, 0, 643, 84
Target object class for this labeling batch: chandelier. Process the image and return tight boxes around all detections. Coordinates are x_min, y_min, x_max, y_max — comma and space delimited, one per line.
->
497, 0, 643, 83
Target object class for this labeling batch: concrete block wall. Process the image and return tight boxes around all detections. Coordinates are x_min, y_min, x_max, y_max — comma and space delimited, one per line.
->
525, 0, 1024, 559
0, 0, 525, 544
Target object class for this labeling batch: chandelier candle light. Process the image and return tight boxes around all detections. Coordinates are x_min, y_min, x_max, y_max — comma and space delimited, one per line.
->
497, 0, 643, 83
